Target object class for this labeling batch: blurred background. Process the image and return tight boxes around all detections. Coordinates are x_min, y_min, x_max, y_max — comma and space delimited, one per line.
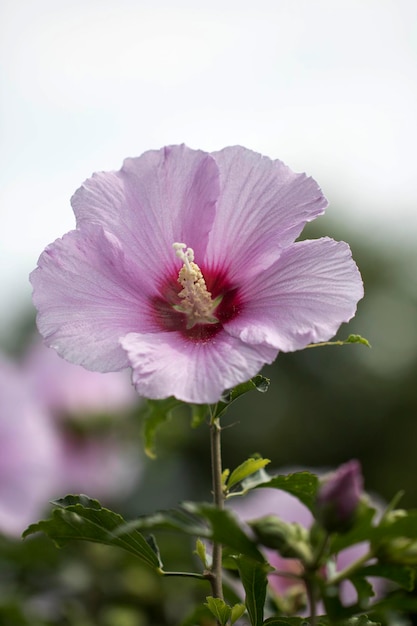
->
1, 1, 417, 624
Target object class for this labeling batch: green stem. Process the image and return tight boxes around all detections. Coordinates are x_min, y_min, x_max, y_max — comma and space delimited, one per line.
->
162, 571, 206, 579
305, 578, 317, 626
209, 413, 224, 601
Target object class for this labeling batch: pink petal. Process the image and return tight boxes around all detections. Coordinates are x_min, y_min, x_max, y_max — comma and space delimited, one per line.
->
121, 331, 278, 404
224, 238, 364, 351
205, 146, 327, 280
31, 224, 160, 372
72, 145, 219, 275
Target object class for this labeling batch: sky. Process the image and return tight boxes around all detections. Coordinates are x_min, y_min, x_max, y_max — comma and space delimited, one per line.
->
1, 0, 416, 338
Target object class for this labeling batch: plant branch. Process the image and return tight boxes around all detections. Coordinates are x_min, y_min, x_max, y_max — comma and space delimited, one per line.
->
209, 411, 224, 601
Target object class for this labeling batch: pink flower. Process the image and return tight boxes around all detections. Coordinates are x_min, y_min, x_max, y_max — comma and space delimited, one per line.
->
21, 341, 141, 500
316, 460, 363, 532
31, 145, 363, 404
0, 357, 60, 537
23, 340, 137, 418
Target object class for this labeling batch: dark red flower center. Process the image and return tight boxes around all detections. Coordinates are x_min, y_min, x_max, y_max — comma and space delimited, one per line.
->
152, 265, 241, 343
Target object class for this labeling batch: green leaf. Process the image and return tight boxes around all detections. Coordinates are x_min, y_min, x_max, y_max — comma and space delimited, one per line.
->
143, 397, 181, 458
22, 494, 161, 571
187, 503, 265, 562
230, 603, 246, 624
213, 375, 270, 419
345, 334, 371, 347
355, 563, 415, 590
349, 576, 375, 605
194, 538, 209, 568
227, 457, 271, 491
254, 472, 320, 513
372, 510, 417, 543
236, 556, 270, 626
205, 597, 231, 626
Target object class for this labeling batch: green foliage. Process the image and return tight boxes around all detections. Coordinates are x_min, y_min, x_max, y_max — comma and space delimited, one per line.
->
187, 503, 265, 563
194, 538, 209, 568
205, 596, 232, 625
230, 603, 246, 624
226, 457, 271, 491
212, 375, 270, 419
235, 556, 270, 626
23, 495, 162, 571
355, 563, 415, 590
253, 471, 320, 513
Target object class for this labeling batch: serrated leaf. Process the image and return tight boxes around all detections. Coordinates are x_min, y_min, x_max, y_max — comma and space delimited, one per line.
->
205, 597, 231, 626
227, 458, 271, 491
231, 603, 246, 624
236, 556, 270, 626
22, 495, 161, 571
355, 563, 415, 590
254, 472, 320, 513
213, 376, 270, 419
143, 397, 181, 458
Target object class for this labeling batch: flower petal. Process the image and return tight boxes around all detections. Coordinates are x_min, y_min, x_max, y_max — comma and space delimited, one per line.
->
30, 224, 160, 371
121, 331, 278, 404
224, 238, 364, 351
205, 146, 327, 280
72, 145, 220, 274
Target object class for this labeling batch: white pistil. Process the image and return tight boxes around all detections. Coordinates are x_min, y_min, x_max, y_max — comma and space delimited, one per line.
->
172, 242, 221, 329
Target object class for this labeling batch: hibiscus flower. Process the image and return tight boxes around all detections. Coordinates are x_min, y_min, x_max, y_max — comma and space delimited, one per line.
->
31, 145, 363, 403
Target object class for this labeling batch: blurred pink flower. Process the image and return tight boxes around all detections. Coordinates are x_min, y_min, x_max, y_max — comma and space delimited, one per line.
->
0, 344, 142, 537
23, 340, 137, 418
0, 357, 59, 536
31, 145, 363, 404
22, 341, 142, 500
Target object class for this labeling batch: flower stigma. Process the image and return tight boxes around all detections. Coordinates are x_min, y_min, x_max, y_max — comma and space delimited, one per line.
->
172, 243, 222, 329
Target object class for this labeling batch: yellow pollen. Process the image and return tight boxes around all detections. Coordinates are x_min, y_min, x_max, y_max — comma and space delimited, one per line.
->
172, 243, 221, 329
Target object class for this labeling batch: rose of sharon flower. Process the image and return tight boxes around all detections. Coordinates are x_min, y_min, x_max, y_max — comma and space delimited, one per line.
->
31, 145, 363, 403
0, 357, 60, 537
316, 459, 363, 532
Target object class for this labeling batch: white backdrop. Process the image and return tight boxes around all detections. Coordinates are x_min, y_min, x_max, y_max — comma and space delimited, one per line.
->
1, 0, 416, 336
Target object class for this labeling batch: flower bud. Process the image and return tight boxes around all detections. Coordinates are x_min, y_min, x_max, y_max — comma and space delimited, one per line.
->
249, 515, 313, 563
316, 460, 363, 533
